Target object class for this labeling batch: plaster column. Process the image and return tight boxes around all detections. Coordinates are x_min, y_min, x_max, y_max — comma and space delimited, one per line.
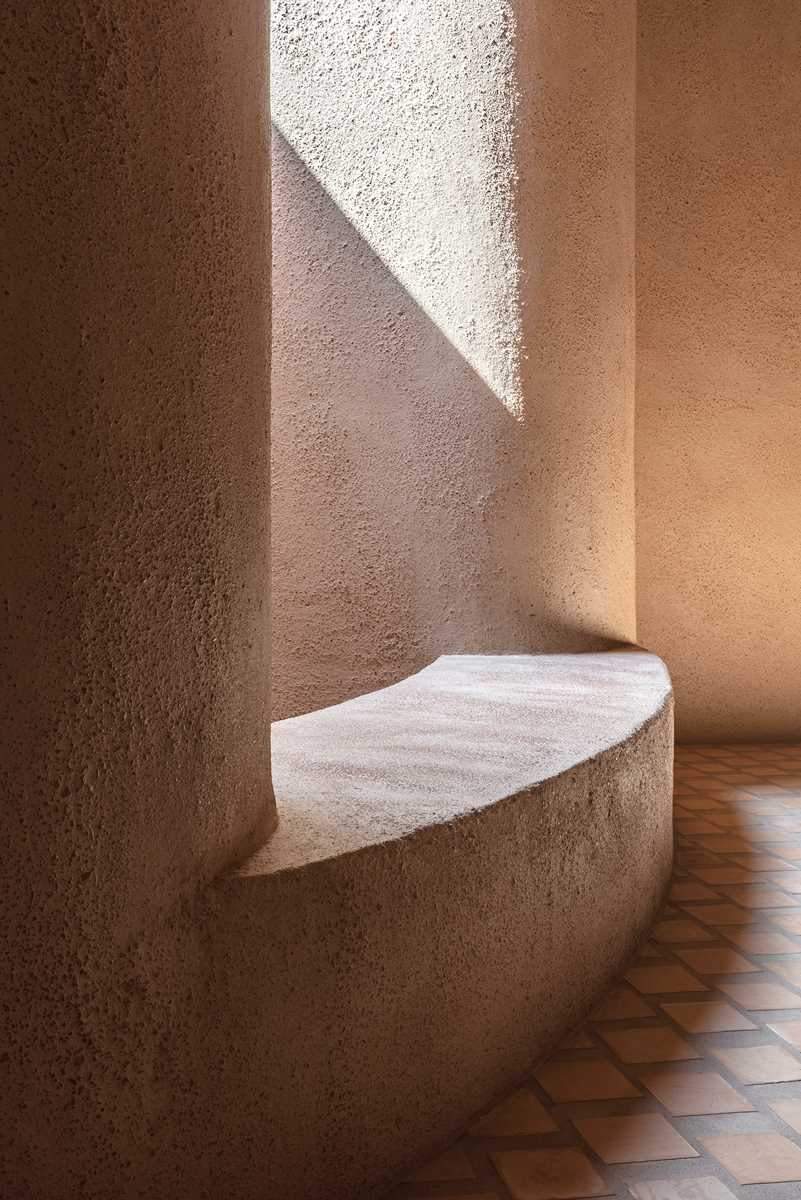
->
0, 1, 272, 1192
271, 0, 637, 719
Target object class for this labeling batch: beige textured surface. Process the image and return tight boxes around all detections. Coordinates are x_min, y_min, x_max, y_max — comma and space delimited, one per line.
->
214, 652, 673, 1200
271, 0, 636, 719
0, 0, 273, 1193
1, 639, 671, 1200
254, 651, 671, 870
636, 0, 801, 741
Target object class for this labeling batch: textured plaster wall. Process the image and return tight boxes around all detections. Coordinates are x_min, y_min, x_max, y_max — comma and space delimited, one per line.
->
637, 0, 801, 741
213, 653, 673, 1200
0, 1, 273, 1192
271, 0, 636, 718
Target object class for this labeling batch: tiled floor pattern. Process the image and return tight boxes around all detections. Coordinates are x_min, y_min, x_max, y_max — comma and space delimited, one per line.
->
390, 745, 801, 1200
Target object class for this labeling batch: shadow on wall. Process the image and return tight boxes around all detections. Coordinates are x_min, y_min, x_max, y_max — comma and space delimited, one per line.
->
271, 129, 531, 720
271, 130, 614, 720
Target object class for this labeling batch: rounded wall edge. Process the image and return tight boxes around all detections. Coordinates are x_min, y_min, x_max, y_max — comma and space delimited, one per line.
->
0, 655, 672, 1198
202, 686, 673, 1200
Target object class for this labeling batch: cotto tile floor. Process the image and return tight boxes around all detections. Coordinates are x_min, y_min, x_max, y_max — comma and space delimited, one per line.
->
389, 744, 801, 1200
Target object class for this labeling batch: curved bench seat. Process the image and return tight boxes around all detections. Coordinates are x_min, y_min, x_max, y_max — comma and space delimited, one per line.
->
208, 651, 673, 1200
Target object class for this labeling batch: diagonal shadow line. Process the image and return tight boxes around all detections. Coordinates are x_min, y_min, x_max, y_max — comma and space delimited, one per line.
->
270, 127, 627, 720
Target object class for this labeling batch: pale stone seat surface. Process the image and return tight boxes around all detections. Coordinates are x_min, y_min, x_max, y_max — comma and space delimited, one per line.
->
242, 651, 672, 874
209, 651, 674, 1199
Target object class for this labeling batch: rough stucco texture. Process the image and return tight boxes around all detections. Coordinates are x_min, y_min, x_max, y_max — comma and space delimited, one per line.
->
0, 2, 273, 1193
270, 0, 636, 719
215, 652, 673, 1200
637, 0, 801, 741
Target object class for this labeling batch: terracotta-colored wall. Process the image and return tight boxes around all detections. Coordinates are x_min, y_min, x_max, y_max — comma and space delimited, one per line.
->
271, 0, 636, 719
0, 2, 272, 1192
637, 0, 801, 741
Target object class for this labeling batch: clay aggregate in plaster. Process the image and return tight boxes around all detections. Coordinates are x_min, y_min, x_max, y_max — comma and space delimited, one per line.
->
1, 632, 672, 1199
272, 0, 523, 415
271, 0, 637, 719
251, 650, 672, 871
210, 652, 673, 1200
636, 0, 801, 741
0, 0, 272, 1192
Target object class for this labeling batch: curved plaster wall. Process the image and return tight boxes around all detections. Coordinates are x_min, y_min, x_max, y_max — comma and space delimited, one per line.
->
637, 0, 801, 741
271, 0, 637, 719
3, 649, 671, 1199
0, 1, 273, 1191
200, 651, 674, 1199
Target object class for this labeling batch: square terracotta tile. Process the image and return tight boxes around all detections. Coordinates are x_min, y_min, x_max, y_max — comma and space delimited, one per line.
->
590, 986, 654, 1021
557, 1028, 595, 1050
534, 1060, 640, 1103
693, 836, 753, 853
774, 845, 801, 861
690, 866, 760, 885
707, 787, 753, 803
717, 979, 801, 1010
767, 1019, 801, 1048
676, 853, 722, 870
711, 1042, 801, 1083
660, 1001, 756, 1033
469, 1088, 558, 1137
406, 1145, 475, 1181
734, 826, 791, 842
771, 872, 801, 893
675, 819, 721, 836
702, 1132, 801, 1184
729, 855, 794, 871
773, 815, 801, 829
573, 1114, 699, 1164
652, 919, 715, 944
720, 926, 800, 954
669, 881, 720, 902
770, 1098, 801, 1135
492, 1148, 611, 1199
598, 1026, 698, 1064
625, 965, 708, 995
729, 796, 764, 823
681, 903, 753, 926
771, 910, 801, 933
672, 947, 757, 975
627, 1181, 736, 1200
705, 811, 769, 829
719, 884, 798, 908
407, 1195, 495, 1200
768, 958, 801, 987
730, 799, 787, 814
675, 795, 722, 811
640, 1068, 752, 1115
